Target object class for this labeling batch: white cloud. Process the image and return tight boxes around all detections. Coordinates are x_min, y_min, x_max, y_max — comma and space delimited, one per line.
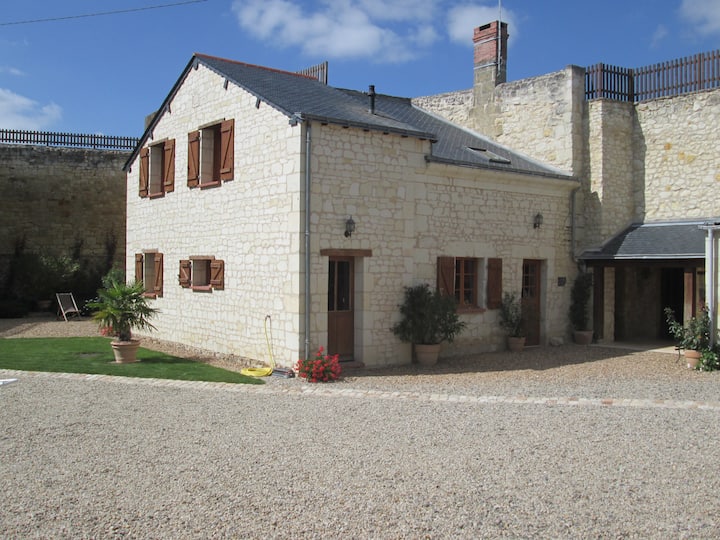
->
232, 0, 441, 62
0, 88, 61, 130
0, 66, 25, 77
680, 0, 720, 36
651, 24, 668, 48
447, 4, 517, 47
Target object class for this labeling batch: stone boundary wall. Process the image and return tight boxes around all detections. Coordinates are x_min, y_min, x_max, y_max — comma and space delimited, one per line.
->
0, 144, 128, 282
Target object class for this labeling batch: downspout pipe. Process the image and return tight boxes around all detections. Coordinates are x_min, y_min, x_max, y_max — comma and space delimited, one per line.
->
304, 120, 312, 362
291, 112, 311, 361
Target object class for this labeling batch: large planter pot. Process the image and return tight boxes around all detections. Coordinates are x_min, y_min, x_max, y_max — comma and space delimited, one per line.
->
111, 339, 141, 363
684, 349, 701, 369
507, 336, 525, 352
573, 330, 593, 345
415, 343, 442, 366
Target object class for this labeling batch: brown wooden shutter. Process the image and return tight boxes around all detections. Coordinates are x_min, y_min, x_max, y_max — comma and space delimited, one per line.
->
187, 131, 200, 187
210, 259, 225, 290
487, 258, 503, 309
135, 253, 144, 283
139, 148, 149, 197
163, 139, 175, 193
179, 259, 191, 287
153, 253, 164, 297
437, 256, 455, 297
219, 119, 234, 182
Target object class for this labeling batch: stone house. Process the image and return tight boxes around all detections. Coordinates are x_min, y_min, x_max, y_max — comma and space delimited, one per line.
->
123, 50, 579, 367
125, 20, 719, 365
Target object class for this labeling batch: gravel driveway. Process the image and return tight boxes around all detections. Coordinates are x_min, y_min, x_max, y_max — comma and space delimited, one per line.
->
2, 316, 720, 538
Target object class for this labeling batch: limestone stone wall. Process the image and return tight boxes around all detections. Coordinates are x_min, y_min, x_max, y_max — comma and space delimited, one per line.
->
585, 99, 637, 245
0, 144, 127, 282
310, 124, 578, 365
635, 89, 720, 221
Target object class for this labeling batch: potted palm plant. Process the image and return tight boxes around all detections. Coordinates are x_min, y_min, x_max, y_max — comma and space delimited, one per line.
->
569, 272, 593, 345
391, 283, 466, 366
499, 292, 525, 352
88, 279, 158, 363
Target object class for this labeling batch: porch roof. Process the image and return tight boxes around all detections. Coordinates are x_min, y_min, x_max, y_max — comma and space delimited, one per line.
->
580, 220, 713, 261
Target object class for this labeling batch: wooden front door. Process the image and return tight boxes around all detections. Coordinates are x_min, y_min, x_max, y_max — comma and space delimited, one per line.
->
522, 260, 542, 346
328, 257, 354, 360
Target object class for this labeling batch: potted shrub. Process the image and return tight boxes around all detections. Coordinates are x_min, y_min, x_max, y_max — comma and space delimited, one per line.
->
499, 292, 525, 352
664, 306, 710, 369
391, 283, 466, 366
569, 272, 593, 344
88, 279, 158, 363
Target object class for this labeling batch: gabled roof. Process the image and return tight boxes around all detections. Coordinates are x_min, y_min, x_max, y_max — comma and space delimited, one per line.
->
125, 53, 575, 182
580, 220, 713, 261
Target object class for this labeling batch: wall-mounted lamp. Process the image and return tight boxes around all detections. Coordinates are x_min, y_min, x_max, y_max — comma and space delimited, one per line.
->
344, 216, 356, 238
533, 213, 544, 229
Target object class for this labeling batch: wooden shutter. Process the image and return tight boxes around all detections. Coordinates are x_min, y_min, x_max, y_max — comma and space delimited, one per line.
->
487, 258, 503, 309
437, 256, 455, 297
135, 253, 144, 283
210, 259, 225, 290
219, 119, 234, 181
179, 259, 191, 287
139, 148, 149, 197
153, 253, 164, 297
163, 139, 175, 193
187, 131, 200, 187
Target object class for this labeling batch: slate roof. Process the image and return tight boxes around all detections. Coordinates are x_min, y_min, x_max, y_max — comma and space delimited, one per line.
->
127, 53, 575, 181
580, 220, 713, 261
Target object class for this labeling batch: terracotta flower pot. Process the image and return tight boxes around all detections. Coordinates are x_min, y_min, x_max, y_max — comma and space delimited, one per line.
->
573, 330, 593, 345
507, 336, 525, 352
111, 339, 141, 363
684, 349, 701, 369
415, 343, 442, 366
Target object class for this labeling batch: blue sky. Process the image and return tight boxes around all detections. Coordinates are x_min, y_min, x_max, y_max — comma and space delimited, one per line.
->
1, 0, 718, 137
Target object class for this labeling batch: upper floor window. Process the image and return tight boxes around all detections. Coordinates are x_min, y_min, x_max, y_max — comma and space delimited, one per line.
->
187, 119, 234, 188
437, 256, 502, 311
139, 139, 175, 198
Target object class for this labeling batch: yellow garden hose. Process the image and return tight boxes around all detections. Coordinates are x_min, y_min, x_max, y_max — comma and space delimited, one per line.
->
240, 315, 275, 377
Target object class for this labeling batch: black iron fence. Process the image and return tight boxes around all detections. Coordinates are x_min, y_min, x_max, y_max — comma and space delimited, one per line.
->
0, 129, 139, 150
585, 50, 720, 102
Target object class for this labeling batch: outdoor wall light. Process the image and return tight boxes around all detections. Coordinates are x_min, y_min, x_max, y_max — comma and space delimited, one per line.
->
344, 216, 356, 238
533, 213, 544, 229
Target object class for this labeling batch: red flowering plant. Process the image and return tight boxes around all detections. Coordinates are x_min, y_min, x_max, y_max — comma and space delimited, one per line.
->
295, 346, 341, 382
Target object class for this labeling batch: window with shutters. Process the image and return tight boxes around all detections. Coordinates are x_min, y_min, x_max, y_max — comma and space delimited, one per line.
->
139, 139, 175, 198
187, 119, 234, 189
134, 251, 163, 298
179, 256, 224, 291
437, 256, 502, 311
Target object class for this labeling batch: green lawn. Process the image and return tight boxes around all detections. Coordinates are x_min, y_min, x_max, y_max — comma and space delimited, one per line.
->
0, 337, 263, 385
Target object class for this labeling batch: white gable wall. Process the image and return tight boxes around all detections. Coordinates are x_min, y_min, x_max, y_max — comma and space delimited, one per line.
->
126, 64, 304, 365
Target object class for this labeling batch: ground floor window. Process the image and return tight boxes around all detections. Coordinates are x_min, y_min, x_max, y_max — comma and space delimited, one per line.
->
437, 256, 502, 311
179, 257, 224, 291
135, 252, 163, 298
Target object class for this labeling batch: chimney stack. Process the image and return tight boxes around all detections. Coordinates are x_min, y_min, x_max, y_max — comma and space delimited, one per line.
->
473, 21, 508, 87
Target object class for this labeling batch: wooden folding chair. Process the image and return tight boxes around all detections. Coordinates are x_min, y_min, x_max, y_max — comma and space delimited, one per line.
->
56, 293, 81, 321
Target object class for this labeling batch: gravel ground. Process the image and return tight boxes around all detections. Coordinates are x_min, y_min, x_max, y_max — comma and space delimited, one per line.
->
2, 315, 720, 538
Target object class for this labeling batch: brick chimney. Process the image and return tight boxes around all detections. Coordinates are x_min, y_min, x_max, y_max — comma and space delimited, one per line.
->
473, 21, 508, 89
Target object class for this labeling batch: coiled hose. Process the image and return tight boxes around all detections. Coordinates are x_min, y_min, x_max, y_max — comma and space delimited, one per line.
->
240, 315, 275, 377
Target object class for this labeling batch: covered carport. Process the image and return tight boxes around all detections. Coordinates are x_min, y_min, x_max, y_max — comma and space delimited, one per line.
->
580, 220, 708, 343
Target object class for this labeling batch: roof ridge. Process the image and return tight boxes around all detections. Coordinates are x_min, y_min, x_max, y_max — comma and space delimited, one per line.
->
193, 53, 317, 81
